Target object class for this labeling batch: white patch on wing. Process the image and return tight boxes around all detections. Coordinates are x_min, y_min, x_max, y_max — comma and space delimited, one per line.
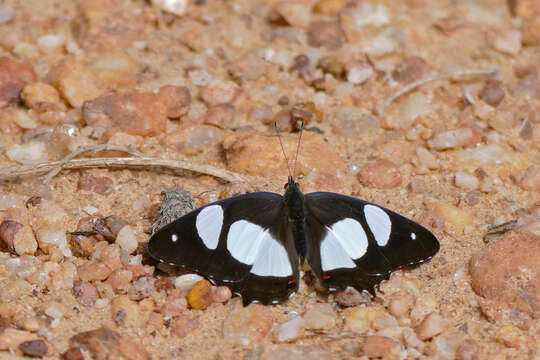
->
227, 220, 266, 264
171, 234, 178, 242
195, 205, 223, 250
411, 232, 416, 240
320, 229, 356, 271
327, 218, 368, 259
250, 233, 293, 277
364, 204, 392, 247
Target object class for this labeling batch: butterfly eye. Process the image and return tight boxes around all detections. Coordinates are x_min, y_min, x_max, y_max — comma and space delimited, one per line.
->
284, 182, 289, 189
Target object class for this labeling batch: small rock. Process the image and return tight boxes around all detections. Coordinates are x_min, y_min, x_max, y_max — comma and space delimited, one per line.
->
77, 173, 113, 196
99, 244, 122, 272
372, 312, 399, 330
188, 69, 212, 86
415, 147, 439, 170
343, 306, 379, 334
275, 2, 311, 28
106, 269, 133, 293
160, 296, 188, 318
187, 279, 213, 310
456, 339, 480, 360
362, 336, 398, 359
5, 142, 48, 164
199, 80, 240, 107
73, 280, 99, 307
83, 90, 167, 137
334, 287, 371, 307
47, 59, 104, 108
19, 339, 48, 358
415, 312, 448, 340
0, 220, 21, 254
35, 227, 70, 256
62, 347, 84, 360
88, 52, 139, 88
21, 317, 40, 332
392, 56, 432, 82
403, 327, 425, 350
358, 159, 402, 189
170, 314, 192, 338
228, 52, 267, 81
21, 82, 63, 113
115, 225, 138, 254
11, 109, 39, 129
410, 293, 438, 325
78, 260, 112, 282
111, 295, 141, 328
0, 5, 15, 24
303, 303, 337, 331
174, 274, 204, 292
253, 344, 340, 360
151, 0, 188, 16
429, 128, 475, 150
398, 92, 432, 129
345, 61, 373, 84
488, 29, 522, 55
204, 104, 235, 128
272, 315, 305, 343
0, 56, 37, 108
128, 276, 155, 301
333, 106, 379, 138
517, 166, 540, 192
223, 301, 274, 345
388, 293, 414, 320
158, 85, 191, 119
307, 21, 346, 50
69, 327, 150, 360
211, 286, 232, 303
455, 172, 479, 190
469, 233, 540, 319
44, 301, 65, 319
0, 328, 37, 351
37, 34, 64, 51
480, 80, 505, 107
313, 0, 348, 16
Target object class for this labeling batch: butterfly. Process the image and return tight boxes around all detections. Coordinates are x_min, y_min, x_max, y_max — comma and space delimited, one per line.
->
148, 125, 440, 305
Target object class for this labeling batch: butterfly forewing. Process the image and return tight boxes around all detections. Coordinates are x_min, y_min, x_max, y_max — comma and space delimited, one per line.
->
304, 192, 440, 294
148, 192, 299, 305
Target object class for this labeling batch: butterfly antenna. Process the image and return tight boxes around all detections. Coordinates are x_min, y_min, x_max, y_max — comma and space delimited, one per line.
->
274, 122, 293, 178
292, 121, 304, 179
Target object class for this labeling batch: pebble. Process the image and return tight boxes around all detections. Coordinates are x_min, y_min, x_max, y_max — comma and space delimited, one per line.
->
313, 0, 348, 16
334, 287, 371, 307
357, 159, 402, 189
307, 21, 345, 50
128, 276, 155, 301
21, 317, 40, 332
106, 269, 133, 293
174, 274, 204, 292
187, 279, 213, 310
334, 106, 379, 137
415, 147, 439, 170
409, 294, 438, 325
73, 280, 99, 307
0, 328, 37, 351
19, 339, 48, 357
211, 286, 232, 303
199, 80, 240, 107
392, 56, 432, 83
112, 295, 142, 327
83, 90, 168, 137
78, 260, 112, 282
455, 172, 479, 190
89, 52, 139, 88
47, 59, 104, 108
345, 61, 373, 85
303, 303, 337, 331
37, 34, 65, 51
0, 5, 15, 24
343, 306, 379, 334
398, 92, 432, 129
517, 166, 540, 192
272, 315, 305, 343
456, 339, 480, 360
372, 311, 399, 330
62, 347, 84, 360
388, 293, 414, 320
158, 85, 191, 119
151, 0, 188, 16
469, 233, 540, 319
69, 327, 150, 360
35, 227, 70, 256
361, 336, 399, 359
204, 104, 235, 129
429, 128, 475, 150
275, 2, 311, 28
488, 29, 522, 55
5, 141, 48, 164
415, 312, 448, 340
160, 296, 188, 318
115, 225, 138, 255
0, 56, 37, 108
188, 69, 212, 86
253, 344, 340, 360
12, 109, 39, 129
0, 220, 37, 255
170, 314, 192, 338
77, 173, 113, 196
403, 327, 425, 350
480, 80, 505, 107
223, 301, 274, 345
44, 301, 65, 320
432, 329, 466, 360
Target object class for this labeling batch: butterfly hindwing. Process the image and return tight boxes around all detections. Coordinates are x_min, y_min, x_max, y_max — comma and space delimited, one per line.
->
147, 192, 299, 305
304, 192, 440, 294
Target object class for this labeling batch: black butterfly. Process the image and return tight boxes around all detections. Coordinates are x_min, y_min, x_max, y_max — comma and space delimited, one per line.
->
148, 127, 440, 305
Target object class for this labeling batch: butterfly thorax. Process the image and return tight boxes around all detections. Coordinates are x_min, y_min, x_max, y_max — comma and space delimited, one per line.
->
283, 177, 308, 258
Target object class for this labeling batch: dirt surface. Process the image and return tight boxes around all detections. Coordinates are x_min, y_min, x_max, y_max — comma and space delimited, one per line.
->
0, 0, 539, 359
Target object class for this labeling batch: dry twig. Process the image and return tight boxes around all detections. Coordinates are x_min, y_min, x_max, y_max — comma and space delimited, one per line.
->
374, 68, 498, 115
0, 144, 251, 187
